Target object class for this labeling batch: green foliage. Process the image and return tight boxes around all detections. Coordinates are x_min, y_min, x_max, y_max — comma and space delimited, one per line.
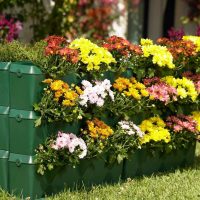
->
0, 40, 29, 61
35, 139, 82, 175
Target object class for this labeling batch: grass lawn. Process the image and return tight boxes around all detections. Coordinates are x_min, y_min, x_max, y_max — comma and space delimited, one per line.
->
1, 144, 200, 200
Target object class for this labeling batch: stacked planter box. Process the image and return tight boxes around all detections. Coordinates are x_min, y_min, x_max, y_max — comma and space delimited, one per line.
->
8, 62, 47, 199
0, 62, 10, 190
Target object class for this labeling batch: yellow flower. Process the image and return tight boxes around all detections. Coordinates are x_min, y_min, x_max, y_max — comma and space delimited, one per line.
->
183, 36, 200, 52
70, 38, 116, 71
192, 111, 200, 131
113, 77, 149, 100
141, 44, 175, 69
163, 76, 198, 101
139, 117, 170, 144
140, 38, 153, 46
42, 79, 52, 84
55, 90, 63, 98
86, 118, 113, 139
50, 80, 65, 91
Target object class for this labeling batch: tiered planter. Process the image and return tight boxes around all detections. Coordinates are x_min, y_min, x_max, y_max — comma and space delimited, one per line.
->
0, 61, 197, 199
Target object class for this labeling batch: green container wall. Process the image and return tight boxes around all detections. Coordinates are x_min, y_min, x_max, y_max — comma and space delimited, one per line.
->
9, 62, 45, 110
163, 143, 196, 171
0, 150, 9, 190
8, 154, 123, 199
0, 62, 10, 106
46, 120, 82, 136
124, 143, 196, 179
0, 106, 9, 150
9, 109, 49, 155
62, 72, 81, 85
78, 157, 122, 186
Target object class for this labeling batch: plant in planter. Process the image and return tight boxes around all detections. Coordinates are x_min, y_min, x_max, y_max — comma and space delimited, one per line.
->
108, 120, 144, 164
165, 114, 199, 149
102, 35, 143, 76
79, 79, 114, 119
162, 76, 198, 104
107, 77, 149, 119
34, 79, 83, 126
156, 37, 197, 75
81, 118, 114, 158
35, 131, 87, 175
69, 38, 116, 80
134, 38, 176, 79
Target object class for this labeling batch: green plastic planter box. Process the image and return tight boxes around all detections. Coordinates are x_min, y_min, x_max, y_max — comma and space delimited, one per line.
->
9, 62, 45, 110
0, 62, 10, 106
9, 109, 49, 155
46, 120, 82, 136
79, 157, 123, 186
0, 106, 9, 150
124, 143, 196, 179
163, 142, 196, 171
8, 154, 123, 199
0, 150, 9, 190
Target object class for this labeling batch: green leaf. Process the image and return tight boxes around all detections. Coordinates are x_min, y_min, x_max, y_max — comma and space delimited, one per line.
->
35, 117, 42, 127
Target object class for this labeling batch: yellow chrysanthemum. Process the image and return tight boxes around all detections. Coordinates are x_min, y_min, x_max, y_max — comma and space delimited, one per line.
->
113, 77, 149, 100
192, 111, 200, 131
140, 38, 153, 46
50, 80, 65, 91
69, 38, 116, 71
141, 43, 175, 69
139, 117, 171, 144
163, 76, 198, 101
87, 118, 113, 139
183, 36, 200, 52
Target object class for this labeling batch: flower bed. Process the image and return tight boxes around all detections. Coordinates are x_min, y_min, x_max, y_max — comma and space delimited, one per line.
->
0, 35, 199, 199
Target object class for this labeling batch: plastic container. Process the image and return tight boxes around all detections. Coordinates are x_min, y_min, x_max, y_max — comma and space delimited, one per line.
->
9, 62, 45, 110
0, 62, 10, 106
0, 150, 9, 190
9, 109, 49, 155
8, 154, 123, 199
0, 106, 9, 150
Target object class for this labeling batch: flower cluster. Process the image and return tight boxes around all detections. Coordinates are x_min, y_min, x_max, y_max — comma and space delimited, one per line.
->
182, 72, 200, 93
118, 121, 144, 137
162, 76, 198, 101
51, 131, 87, 159
166, 114, 198, 133
79, 79, 114, 107
44, 79, 79, 106
44, 35, 79, 63
143, 77, 177, 104
113, 77, 149, 100
183, 36, 200, 52
86, 118, 113, 139
167, 27, 185, 41
34, 79, 82, 126
69, 38, 116, 71
157, 37, 197, 59
0, 15, 22, 42
103, 35, 142, 57
139, 117, 171, 144
141, 39, 175, 69
192, 111, 200, 132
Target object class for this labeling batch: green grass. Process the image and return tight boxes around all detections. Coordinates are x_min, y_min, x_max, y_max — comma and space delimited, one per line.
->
1, 144, 200, 200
